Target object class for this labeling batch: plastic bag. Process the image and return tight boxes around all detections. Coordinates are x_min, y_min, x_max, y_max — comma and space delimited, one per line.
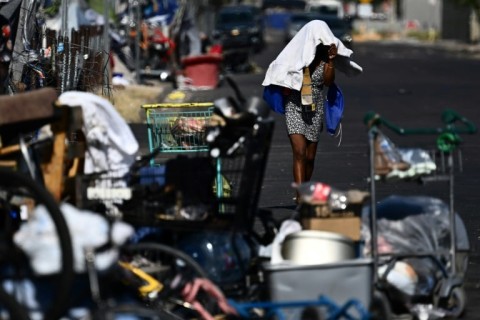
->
263, 85, 285, 114
361, 195, 470, 296
325, 82, 344, 135
14, 202, 134, 274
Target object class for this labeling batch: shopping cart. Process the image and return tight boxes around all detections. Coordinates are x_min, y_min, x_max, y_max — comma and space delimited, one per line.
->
76, 97, 274, 233
142, 102, 214, 165
363, 108, 477, 319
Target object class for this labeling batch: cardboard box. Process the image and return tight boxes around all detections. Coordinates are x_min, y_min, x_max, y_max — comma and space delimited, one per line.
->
298, 194, 367, 218
302, 216, 362, 241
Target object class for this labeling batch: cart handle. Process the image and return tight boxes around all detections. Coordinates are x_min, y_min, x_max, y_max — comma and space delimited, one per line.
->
364, 109, 477, 136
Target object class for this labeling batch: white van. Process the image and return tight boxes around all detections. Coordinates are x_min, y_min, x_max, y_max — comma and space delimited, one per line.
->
306, 0, 344, 18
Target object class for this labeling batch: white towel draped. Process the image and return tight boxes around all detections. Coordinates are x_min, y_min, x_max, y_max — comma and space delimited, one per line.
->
262, 20, 363, 91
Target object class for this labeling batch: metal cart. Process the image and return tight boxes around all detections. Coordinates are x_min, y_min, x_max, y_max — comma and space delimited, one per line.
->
77, 100, 274, 232
364, 109, 477, 319
141, 102, 215, 164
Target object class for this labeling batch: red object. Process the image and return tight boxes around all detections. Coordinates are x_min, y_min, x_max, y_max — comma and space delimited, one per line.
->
181, 54, 223, 89
182, 278, 238, 320
150, 27, 176, 61
209, 44, 222, 55
109, 50, 115, 70
312, 182, 332, 203
1, 25, 10, 38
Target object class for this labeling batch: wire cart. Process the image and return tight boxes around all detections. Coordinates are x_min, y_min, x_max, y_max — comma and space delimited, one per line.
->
142, 102, 215, 164
75, 113, 275, 233
364, 109, 477, 319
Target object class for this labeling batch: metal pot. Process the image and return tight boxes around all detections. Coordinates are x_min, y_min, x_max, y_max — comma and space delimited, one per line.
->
281, 230, 355, 265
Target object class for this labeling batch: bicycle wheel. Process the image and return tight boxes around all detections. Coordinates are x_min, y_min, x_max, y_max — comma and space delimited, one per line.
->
439, 286, 467, 318
0, 167, 74, 319
114, 242, 211, 318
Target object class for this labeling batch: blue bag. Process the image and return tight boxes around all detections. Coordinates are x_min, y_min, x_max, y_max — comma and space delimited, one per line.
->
263, 85, 285, 114
325, 82, 344, 135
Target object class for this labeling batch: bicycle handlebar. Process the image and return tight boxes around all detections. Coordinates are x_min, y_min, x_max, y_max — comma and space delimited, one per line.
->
364, 109, 477, 136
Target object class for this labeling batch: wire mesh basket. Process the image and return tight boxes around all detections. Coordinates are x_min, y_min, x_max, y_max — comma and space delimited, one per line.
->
72, 167, 166, 221
74, 163, 213, 224
73, 118, 275, 231
372, 129, 465, 182
143, 103, 214, 159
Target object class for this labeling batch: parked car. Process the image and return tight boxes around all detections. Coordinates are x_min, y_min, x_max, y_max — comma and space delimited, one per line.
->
262, 0, 306, 11
212, 4, 265, 53
306, 0, 344, 18
284, 12, 353, 50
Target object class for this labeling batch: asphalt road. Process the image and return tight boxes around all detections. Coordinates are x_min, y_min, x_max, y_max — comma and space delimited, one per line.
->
137, 33, 480, 318
266, 40, 480, 318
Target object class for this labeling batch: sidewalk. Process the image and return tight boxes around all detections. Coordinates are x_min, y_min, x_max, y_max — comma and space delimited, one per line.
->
351, 21, 480, 58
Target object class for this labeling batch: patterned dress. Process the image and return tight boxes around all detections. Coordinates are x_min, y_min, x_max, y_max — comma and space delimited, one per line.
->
285, 61, 325, 142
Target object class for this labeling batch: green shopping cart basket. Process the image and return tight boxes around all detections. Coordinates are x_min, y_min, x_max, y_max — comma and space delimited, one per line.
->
142, 102, 214, 164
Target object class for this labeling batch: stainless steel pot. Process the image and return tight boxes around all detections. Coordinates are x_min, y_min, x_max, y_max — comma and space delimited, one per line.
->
281, 230, 355, 265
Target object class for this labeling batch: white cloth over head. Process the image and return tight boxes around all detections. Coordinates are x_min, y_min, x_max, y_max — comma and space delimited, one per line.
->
262, 20, 363, 91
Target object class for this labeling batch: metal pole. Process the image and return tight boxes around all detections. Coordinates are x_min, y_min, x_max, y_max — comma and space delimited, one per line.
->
448, 152, 457, 274
368, 128, 379, 284
9, 0, 31, 84
61, 0, 68, 37
103, 0, 111, 95
134, 0, 141, 84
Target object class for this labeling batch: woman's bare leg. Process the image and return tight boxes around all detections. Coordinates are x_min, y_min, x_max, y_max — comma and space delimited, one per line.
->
289, 134, 307, 202
305, 140, 318, 181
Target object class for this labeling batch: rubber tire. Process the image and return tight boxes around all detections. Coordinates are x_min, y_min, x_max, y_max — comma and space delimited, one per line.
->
113, 242, 215, 318
119, 242, 212, 317
369, 290, 393, 320
0, 167, 74, 320
122, 242, 209, 279
443, 286, 467, 318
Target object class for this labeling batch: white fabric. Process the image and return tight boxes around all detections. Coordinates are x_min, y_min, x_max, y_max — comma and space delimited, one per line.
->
270, 219, 302, 264
262, 20, 363, 91
378, 261, 418, 296
58, 91, 139, 174
13, 203, 135, 274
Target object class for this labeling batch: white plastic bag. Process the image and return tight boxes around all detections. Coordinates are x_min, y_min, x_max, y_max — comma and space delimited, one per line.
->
14, 202, 134, 274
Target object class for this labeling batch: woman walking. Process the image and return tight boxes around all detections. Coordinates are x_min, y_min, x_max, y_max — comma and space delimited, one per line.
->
262, 20, 363, 202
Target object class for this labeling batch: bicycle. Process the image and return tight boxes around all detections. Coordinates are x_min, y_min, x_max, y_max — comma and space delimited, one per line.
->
0, 88, 75, 319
